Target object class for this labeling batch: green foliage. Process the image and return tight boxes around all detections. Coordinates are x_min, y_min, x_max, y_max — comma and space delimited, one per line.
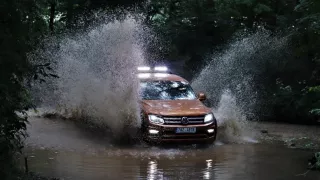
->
316, 152, 320, 170
309, 152, 320, 170
310, 109, 320, 116
308, 86, 320, 119
271, 80, 320, 123
252, 0, 320, 123
254, 3, 272, 14
145, 0, 234, 74
294, 0, 320, 63
215, 0, 275, 29
0, 0, 56, 179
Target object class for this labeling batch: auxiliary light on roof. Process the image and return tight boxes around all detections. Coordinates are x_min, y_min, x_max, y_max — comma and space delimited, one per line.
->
137, 66, 151, 71
138, 73, 151, 78
154, 73, 168, 78
154, 66, 168, 72
137, 65, 169, 74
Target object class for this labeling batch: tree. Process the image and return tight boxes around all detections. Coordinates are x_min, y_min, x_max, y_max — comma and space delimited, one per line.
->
0, 0, 55, 178
49, 0, 57, 33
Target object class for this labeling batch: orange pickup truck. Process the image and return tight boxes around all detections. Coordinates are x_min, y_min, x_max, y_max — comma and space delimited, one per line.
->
138, 66, 217, 144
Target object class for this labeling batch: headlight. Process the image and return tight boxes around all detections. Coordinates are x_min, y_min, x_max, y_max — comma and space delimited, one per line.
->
148, 115, 164, 124
204, 113, 214, 123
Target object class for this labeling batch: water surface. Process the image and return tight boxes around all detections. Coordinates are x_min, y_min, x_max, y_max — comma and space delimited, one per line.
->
22, 118, 320, 180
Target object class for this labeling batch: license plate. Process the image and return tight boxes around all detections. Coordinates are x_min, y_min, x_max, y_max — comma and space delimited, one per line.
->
176, 127, 196, 133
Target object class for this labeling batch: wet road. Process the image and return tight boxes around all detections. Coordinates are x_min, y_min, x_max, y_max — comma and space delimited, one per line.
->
22, 118, 320, 180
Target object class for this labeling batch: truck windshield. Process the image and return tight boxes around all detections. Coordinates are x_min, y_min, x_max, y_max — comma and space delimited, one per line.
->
139, 81, 197, 100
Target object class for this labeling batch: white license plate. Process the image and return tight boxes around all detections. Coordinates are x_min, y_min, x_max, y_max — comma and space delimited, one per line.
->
176, 127, 196, 133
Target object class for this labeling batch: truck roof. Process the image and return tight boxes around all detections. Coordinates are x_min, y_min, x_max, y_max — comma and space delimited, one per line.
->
138, 73, 189, 83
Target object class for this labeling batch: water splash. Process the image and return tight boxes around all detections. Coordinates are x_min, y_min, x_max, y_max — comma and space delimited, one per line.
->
213, 90, 255, 143
192, 30, 288, 143
31, 15, 149, 141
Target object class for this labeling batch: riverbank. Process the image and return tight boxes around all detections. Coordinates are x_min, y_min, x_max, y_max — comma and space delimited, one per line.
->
253, 121, 320, 171
19, 172, 59, 180
253, 121, 320, 151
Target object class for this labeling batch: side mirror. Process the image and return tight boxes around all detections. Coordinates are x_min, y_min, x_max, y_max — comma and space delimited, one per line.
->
198, 93, 206, 101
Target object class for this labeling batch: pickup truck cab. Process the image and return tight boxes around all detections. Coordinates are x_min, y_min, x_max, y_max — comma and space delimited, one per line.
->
138, 66, 217, 144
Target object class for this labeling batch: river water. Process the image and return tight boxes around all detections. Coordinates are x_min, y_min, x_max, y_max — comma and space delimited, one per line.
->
21, 117, 320, 180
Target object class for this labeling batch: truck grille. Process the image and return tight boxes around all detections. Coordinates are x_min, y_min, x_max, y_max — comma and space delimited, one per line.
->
163, 116, 205, 125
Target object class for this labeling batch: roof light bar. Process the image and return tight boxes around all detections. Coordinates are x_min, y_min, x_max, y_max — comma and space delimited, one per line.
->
138, 73, 151, 78
137, 66, 151, 71
154, 66, 168, 72
154, 73, 168, 78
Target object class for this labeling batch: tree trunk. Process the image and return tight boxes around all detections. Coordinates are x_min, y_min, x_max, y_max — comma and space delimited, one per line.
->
49, 2, 56, 34
66, 0, 74, 29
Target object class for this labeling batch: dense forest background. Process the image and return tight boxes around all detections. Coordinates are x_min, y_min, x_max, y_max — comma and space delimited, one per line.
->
1, 0, 320, 179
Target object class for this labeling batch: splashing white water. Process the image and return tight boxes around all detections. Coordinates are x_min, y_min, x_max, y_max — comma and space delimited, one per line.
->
192, 30, 288, 143
213, 90, 256, 143
31, 16, 149, 139
30, 18, 288, 144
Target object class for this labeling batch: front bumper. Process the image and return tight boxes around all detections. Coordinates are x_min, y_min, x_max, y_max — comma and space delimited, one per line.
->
143, 122, 217, 144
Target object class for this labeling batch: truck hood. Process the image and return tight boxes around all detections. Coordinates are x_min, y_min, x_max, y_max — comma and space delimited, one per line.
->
141, 100, 212, 116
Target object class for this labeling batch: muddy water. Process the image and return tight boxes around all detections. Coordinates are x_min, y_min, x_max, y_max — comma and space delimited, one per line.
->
22, 118, 320, 180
